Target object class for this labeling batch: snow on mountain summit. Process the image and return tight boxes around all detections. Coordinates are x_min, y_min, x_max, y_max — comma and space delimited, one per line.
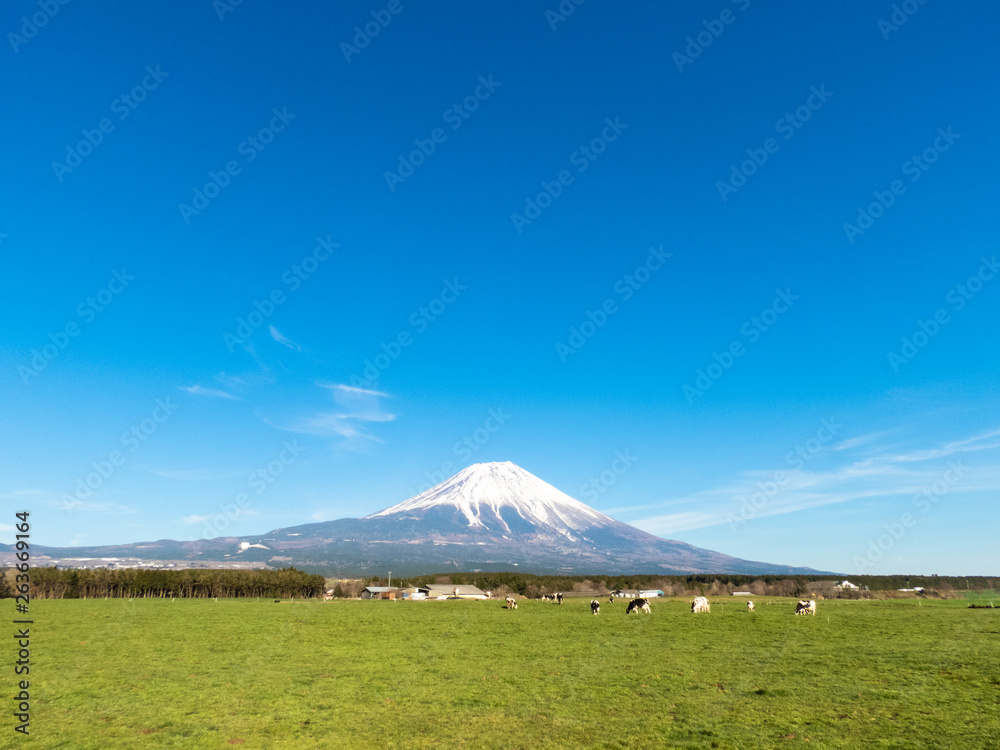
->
366, 461, 616, 534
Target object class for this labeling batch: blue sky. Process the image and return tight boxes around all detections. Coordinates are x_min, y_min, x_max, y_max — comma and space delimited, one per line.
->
2, 0, 998, 575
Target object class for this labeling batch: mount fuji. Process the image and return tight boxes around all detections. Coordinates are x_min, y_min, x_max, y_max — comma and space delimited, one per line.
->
7, 461, 822, 575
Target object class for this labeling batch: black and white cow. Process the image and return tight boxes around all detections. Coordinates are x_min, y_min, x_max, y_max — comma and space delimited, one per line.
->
795, 599, 816, 616
505, 596, 518, 610
590, 599, 600, 615
746, 601, 755, 612
555, 593, 564, 605
626, 598, 651, 614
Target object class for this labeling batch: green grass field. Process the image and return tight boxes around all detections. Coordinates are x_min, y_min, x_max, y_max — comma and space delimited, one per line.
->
20, 597, 1000, 748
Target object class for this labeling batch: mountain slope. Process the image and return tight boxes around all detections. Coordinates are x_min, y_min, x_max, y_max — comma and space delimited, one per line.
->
2, 461, 824, 575
367, 461, 618, 538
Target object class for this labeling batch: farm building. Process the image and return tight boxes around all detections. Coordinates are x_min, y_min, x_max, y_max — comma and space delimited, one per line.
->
807, 580, 864, 597
418, 584, 489, 600
611, 590, 639, 598
361, 586, 402, 600
731, 591, 752, 596
639, 589, 665, 598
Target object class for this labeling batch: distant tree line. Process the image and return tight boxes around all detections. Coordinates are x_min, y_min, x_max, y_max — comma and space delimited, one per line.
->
359, 572, 999, 599
4, 569, 994, 600
0, 567, 325, 599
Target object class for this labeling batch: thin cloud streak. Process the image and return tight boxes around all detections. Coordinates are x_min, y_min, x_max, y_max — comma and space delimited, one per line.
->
619, 428, 1000, 536
178, 385, 238, 400
270, 326, 303, 351
148, 468, 244, 481
272, 382, 396, 443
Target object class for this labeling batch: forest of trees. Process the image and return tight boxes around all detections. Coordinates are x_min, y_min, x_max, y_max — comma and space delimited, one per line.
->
0, 566, 326, 599
2, 568, 994, 600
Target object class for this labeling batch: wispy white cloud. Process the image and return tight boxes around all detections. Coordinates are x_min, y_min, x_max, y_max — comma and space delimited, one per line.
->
215, 372, 246, 389
148, 468, 243, 481
831, 430, 895, 452
622, 427, 1000, 536
56, 499, 135, 514
325, 383, 389, 398
0, 489, 46, 499
275, 383, 396, 443
882, 428, 1000, 464
181, 514, 211, 524
178, 384, 238, 400
270, 326, 302, 352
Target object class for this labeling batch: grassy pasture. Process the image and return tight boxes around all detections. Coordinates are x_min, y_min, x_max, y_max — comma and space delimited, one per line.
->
24, 597, 1000, 748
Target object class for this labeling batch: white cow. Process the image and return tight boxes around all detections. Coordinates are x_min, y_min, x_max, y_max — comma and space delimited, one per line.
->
691, 596, 710, 613
505, 596, 518, 610
746, 601, 755, 612
795, 599, 816, 616
590, 599, 600, 615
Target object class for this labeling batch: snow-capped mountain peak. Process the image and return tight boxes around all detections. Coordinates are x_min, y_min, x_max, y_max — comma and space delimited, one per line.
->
366, 461, 616, 534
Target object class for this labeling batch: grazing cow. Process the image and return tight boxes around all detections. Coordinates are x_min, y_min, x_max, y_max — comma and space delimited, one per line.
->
795, 599, 816, 616
555, 593, 564, 605
608, 596, 614, 604
691, 596, 710, 613
626, 598, 651, 614
591, 599, 600, 615
505, 596, 518, 610
747, 601, 755, 612
541, 594, 551, 602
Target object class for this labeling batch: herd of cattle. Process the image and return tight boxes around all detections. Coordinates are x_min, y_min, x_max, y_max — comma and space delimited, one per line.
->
503, 594, 819, 616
